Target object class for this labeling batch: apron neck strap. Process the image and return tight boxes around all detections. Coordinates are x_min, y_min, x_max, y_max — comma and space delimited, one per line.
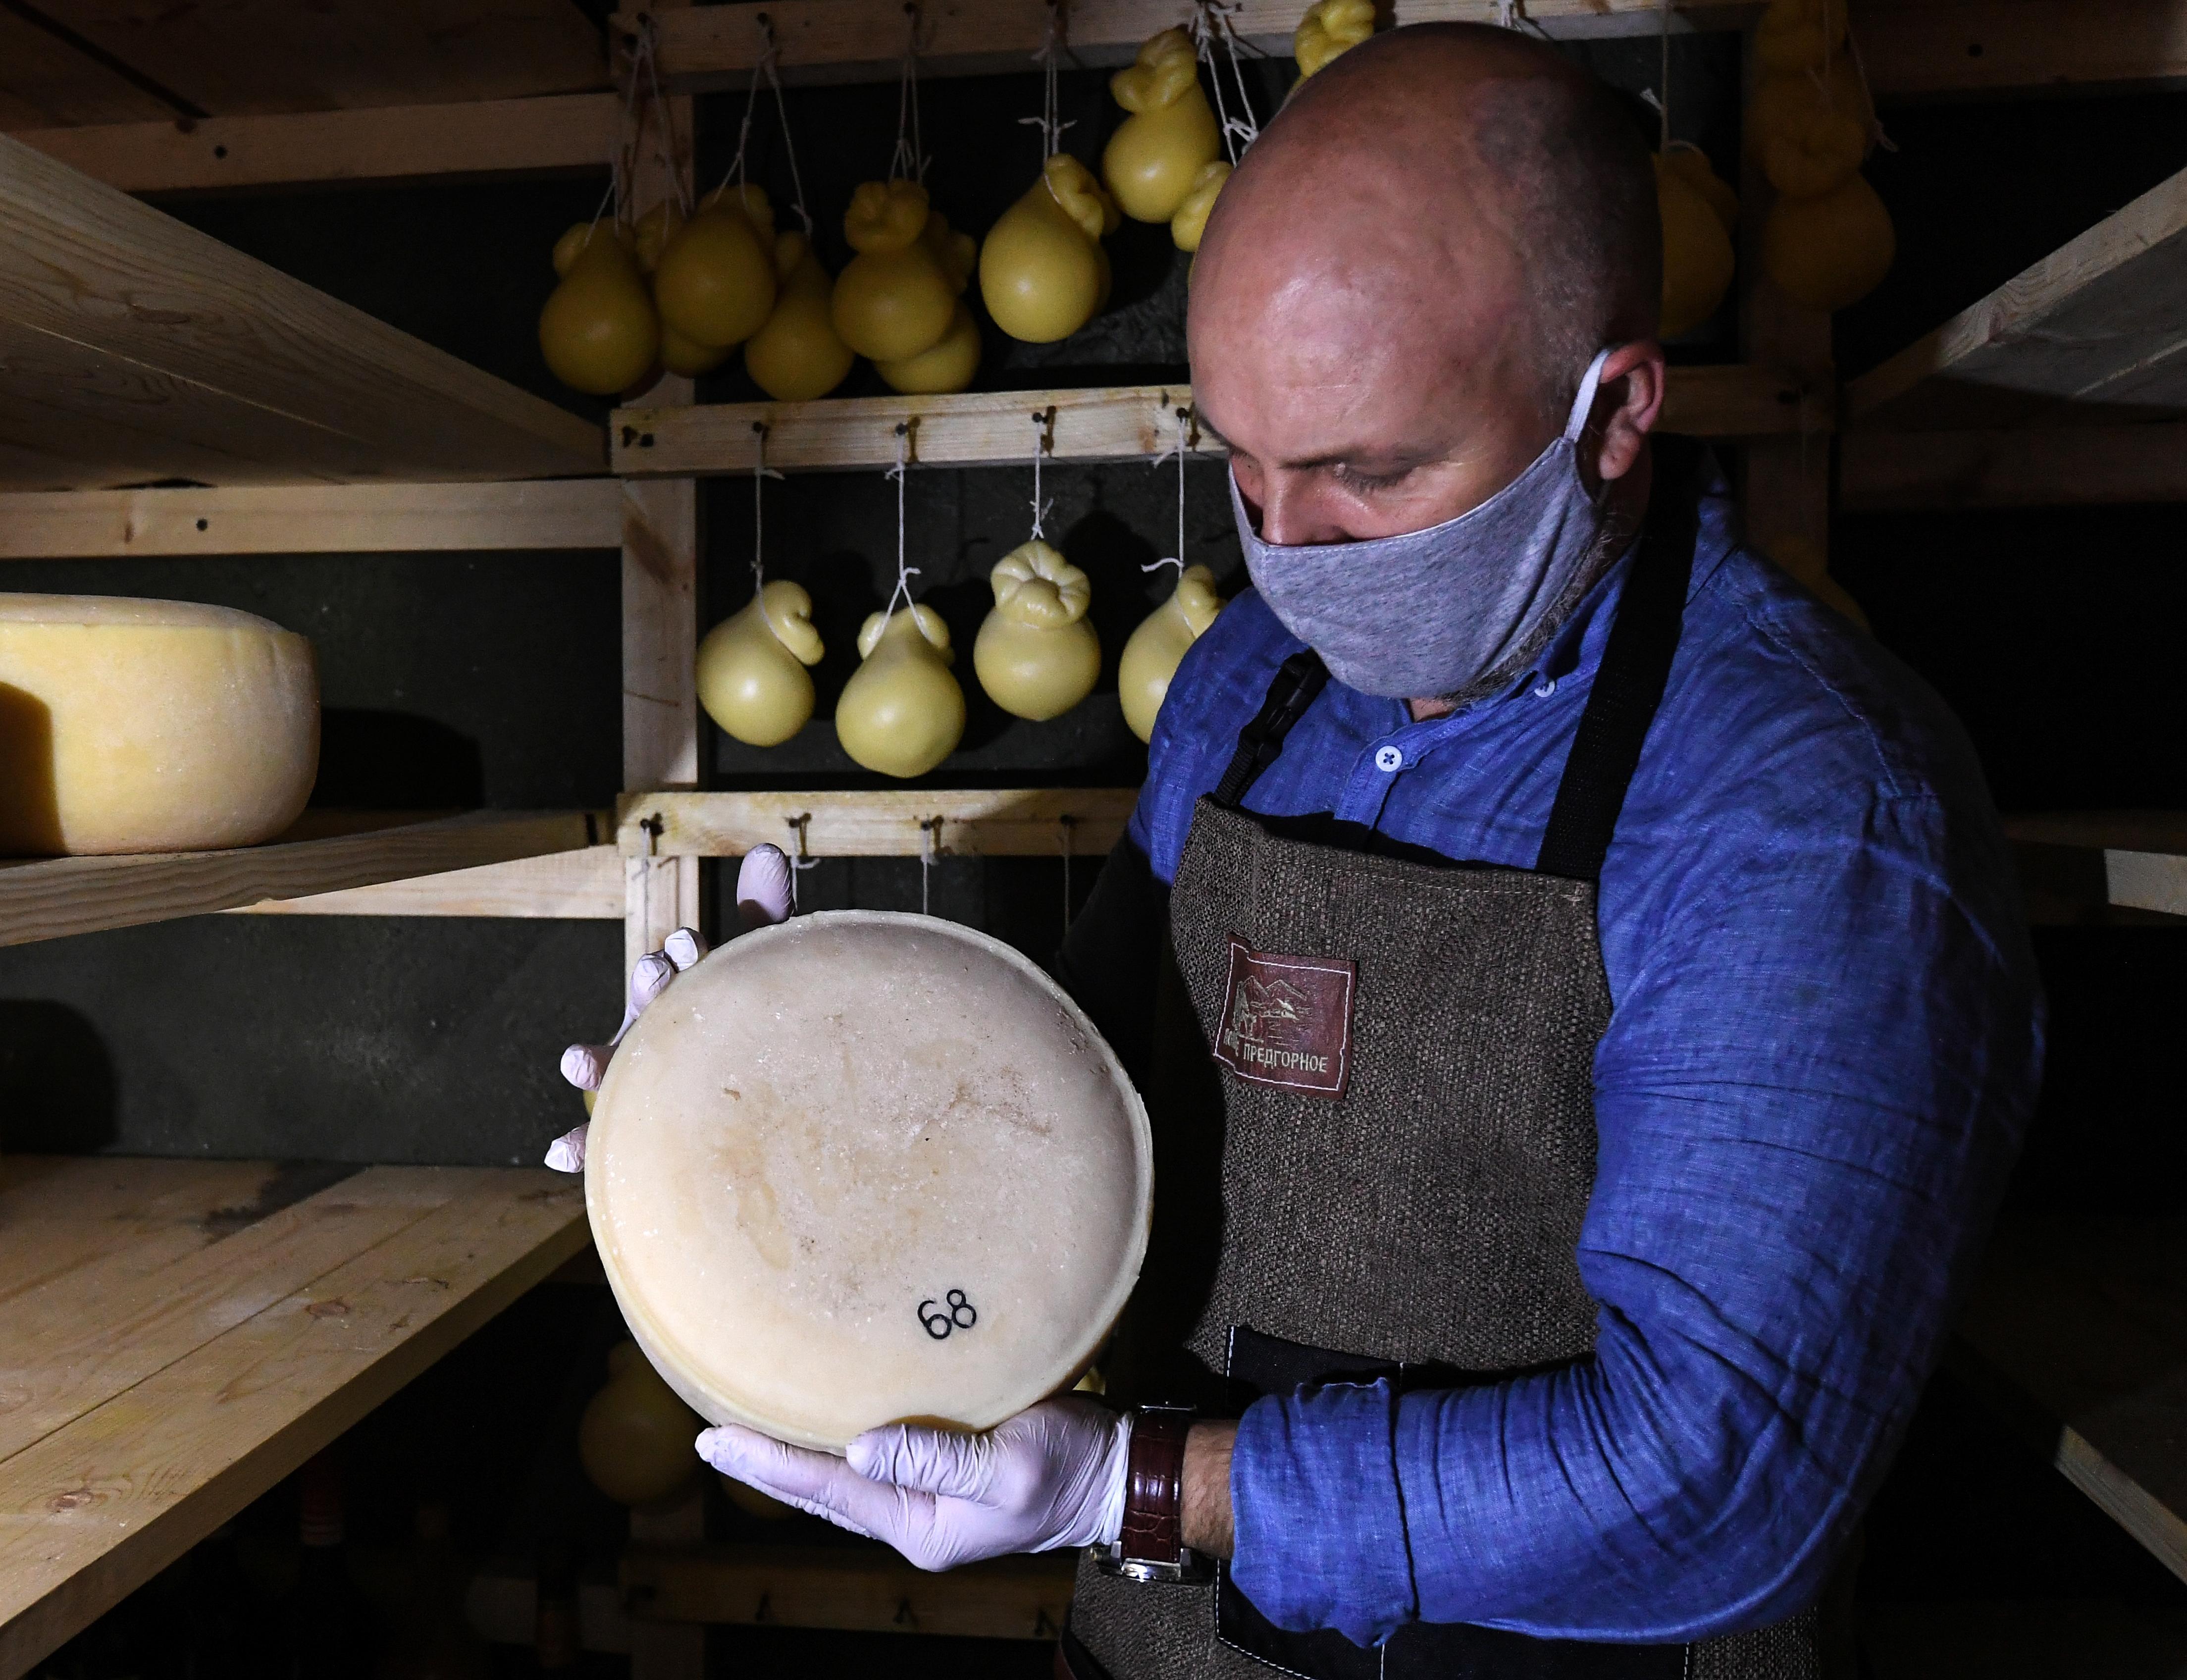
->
1532, 443, 1700, 882
1210, 648, 1330, 809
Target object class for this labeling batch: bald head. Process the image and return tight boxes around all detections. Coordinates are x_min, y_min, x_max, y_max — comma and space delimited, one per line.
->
1189, 24, 1661, 547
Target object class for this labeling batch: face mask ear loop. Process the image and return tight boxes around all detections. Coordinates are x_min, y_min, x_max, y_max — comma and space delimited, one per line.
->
1562, 348, 1616, 444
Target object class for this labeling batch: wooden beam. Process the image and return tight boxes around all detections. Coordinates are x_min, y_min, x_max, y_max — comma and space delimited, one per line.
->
613, 369, 1824, 478
1949, 1212, 2187, 1585
226, 843, 623, 918
0, 12, 177, 130
620, 0, 1746, 89
1860, 0, 2187, 100
619, 789, 1138, 860
1840, 422, 2187, 510
0, 809, 601, 948
0, 1158, 587, 1680
1848, 163, 2187, 432
0, 134, 605, 490
0, 480, 624, 559
2005, 812, 2187, 924
622, 1544, 1077, 1641
12, 95, 618, 196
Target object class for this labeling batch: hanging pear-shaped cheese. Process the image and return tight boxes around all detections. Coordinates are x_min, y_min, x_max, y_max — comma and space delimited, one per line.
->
1119, 564, 1222, 742
924, 208, 979, 294
1171, 159, 1232, 253
1103, 29, 1222, 224
832, 180, 958, 363
540, 233, 660, 396
1746, 61, 1869, 169
745, 233, 857, 402
1294, 0, 1374, 78
707, 181, 778, 242
696, 580, 825, 747
553, 219, 632, 278
1660, 146, 1738, 234
633, 201, 685, 275
1763, 172, 1894, 311
876, 301, 981, 394
836, 603, 965, 778
653, 187, 778, 351
660, 323, 731, 376
1656, 155, 1736, 338
578, 1341, 702, 1507
1755, 0, 1847, 74
980, 156, 1115, 345
973, 540, 1100, 722
1765, 105, 1867, 199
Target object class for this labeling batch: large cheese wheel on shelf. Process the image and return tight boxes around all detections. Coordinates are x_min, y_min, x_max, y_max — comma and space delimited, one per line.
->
0, 595, 317, 857
586, 911, 1153, 1453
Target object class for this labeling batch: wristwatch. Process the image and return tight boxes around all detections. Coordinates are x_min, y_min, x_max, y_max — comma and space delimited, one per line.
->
1093, 1405, 1217, 1584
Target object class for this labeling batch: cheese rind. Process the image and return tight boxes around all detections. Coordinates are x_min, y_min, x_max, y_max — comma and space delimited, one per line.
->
0, 594, 319, 856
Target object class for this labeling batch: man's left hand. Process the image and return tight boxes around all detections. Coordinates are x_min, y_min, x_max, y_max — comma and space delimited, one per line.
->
698, 1397, 1129, 1571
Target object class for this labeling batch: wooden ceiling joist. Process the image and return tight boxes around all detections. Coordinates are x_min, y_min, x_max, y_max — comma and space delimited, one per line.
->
1860, 0, 2187, 99
14, 93, 619, 196
1848, 161, 2187, 433
1841, 421, 2187, 510
0, 135, 604, 489
0, 9, 176, 131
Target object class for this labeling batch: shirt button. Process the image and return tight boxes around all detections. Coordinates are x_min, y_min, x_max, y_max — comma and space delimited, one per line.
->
1374, 745, 1404, 773
1532, 677, 1558, 699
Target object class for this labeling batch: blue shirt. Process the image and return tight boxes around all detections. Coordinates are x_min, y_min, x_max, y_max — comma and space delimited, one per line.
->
1127, 472, 2043, 1646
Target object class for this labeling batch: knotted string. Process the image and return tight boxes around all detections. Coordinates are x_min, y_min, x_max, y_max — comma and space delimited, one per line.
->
750, 421, 787, 633
1145, 407, 1191, 577
1019, 0, 1073, 158
757, 20, 817, 234
884, 423, 921, 618
1027, 411, 1054, 540
639, 16, 692, 215
588, 19, 656, 232
889, 5, 929, 182
1192, 0, 1260, 163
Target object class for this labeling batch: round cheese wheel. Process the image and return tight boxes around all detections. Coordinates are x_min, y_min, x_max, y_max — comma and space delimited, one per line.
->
0, 595, 317, 856
586, 911, 1153, 1452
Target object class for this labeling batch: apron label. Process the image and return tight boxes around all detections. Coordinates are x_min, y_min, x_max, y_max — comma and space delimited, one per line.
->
1213, 935, 1356, 1099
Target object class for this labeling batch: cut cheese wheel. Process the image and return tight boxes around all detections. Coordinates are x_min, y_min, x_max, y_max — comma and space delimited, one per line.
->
586, 911, 1153, 1452
0, 595, 317, 856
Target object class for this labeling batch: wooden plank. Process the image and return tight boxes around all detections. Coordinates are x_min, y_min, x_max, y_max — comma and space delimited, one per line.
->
613, 369, 1822, 478
2005, 811, 2187, 924
0, 480, 624, 559
625, 0, 1747, 89
0, 14, 176, 132
0, 810, 600, 949
1840, 422, 2187, 510
619, 789, 1139, 860
1860, 0, 2187, 100
1950, 1213, 2187, 1584
0, 135, 605, 489
13, 94, 619, 195
1848, 163, 2187, 433
0, 1163, 588, 1678
623, 1544, 1076, 1641
225, 843, 624, 919
34, 1, 608, 120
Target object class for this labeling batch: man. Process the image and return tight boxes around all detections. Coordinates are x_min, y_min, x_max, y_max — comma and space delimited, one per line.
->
561, 23, 2042, 1679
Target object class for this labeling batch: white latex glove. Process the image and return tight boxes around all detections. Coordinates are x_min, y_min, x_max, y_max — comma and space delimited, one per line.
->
697, 1397, 1130, 1572
545, 845, 794, 1172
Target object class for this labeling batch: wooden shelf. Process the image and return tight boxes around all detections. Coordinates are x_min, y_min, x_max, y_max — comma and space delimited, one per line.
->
226, 842, 625, 920
2006, 812, 2187, 925
1859, 0, 2187, 100
623, 1543, 1077, 1641
0, 1155, 589, 1680
0, 135, 605, 491
1949, 1211, 2187, 1585
1848, 162, 2187, 434
620, 788, 1137, 860
1841, 421, 2187, 511
611, 367, 1829, 478
0, 809, 604, 947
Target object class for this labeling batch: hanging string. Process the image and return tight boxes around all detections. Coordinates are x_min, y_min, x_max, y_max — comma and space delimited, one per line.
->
784, 813, 818, 912
1019, 0, 1072, 159
919, 818, 939, 915
1027, 412, 1054, 540
1841, 18, 1897, 152
1145, 407, 1190, 576
757, 20, 817, 234
1058, 817, 1076, 936
638, 16, 692, 215
750, 422, 786, 633
1193, 0, 1260, 163
589, 21, 654, 232
1658, 0, 1671, 150
884, 423, 920, 617
719, 51, 768, 197
889, 5, 929, 182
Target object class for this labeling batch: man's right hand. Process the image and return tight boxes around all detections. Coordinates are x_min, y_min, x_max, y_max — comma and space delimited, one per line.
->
544, 844, 795, 1172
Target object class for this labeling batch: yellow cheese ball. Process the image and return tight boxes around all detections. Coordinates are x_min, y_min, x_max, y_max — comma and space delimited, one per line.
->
659, 322, 731, 376
1765, 106, 1868, 199
579, 1341, 703, 1508
1763, 172, 1895, 311
697, 580, 825, 748
1119, 564, 1223, 742
745, 233, 856, 401
1657, 157, 1735, 338
924, 209, 979, 293
1295, 0, 1374, 78
540, 234, 660, 396
1171, 159, 1231, 253
876, 301, 981, 394
1103, 30, 1222, 224
706, 180, 778, 243
836, 604, 965, 779
1660, 146, 1737, 234
1747, 62, 1870, 168
0, 596, 318, 856
843, 178, 931, 254
552, 218, 633, 278
633, 201, 685, 275
653, 204, 777, 350
980, 157, 1113, 345
833, 182, 957, 362
1755, 0, 1847, 74
973, 540, 1100, 722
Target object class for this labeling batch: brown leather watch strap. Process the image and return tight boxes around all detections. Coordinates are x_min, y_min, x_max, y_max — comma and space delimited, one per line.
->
1118, 1406, 1193, 1565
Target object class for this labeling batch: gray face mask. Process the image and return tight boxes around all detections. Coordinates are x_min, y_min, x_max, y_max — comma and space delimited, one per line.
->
1231, 348, 1617, 702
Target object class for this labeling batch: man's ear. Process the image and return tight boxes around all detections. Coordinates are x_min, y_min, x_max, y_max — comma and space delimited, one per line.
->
1591, 341, 1667, 483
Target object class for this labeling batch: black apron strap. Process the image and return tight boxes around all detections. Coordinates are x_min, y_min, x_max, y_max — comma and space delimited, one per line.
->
1210, 648, 1329, 809
1532, 455, 1700, 882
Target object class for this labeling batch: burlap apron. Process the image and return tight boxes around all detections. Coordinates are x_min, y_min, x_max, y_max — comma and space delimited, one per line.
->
1064, 474, 1824, 1680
